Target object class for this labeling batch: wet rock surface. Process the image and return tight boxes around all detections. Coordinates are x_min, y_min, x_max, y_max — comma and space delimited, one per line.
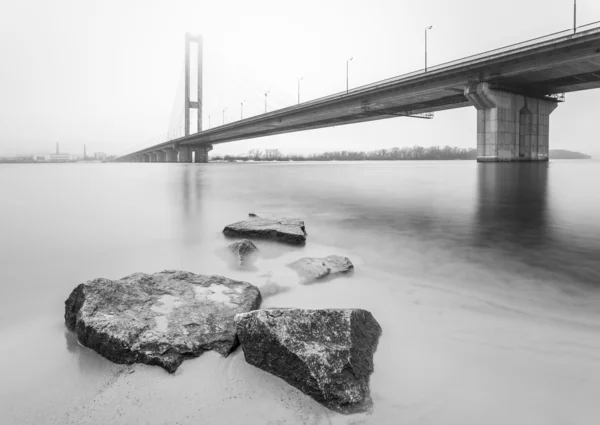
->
235, 308, 382, 414
288, 255, 354, 283
64, 270, 262, 373
227, 239, 258, 266
223, 216, 307, 245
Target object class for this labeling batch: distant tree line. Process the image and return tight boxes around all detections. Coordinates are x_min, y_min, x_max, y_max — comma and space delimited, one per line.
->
549, 149, 592, 159
212, 146, 478, 162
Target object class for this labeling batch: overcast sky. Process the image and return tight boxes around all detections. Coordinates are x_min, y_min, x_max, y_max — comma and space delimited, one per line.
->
2, 0, 600, 157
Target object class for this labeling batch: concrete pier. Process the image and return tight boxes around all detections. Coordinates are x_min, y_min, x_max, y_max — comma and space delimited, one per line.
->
165, 148, 178, 162
178, 146, 192, 163
464, 82, 558, 162
192, 145, 212, 163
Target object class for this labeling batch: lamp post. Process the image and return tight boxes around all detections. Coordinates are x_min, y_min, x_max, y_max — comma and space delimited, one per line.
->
297, 77, 303, 104
264, 90, 270, 113
241, 100, 246, 119
223, 108, 227, 125
574, 0, 577, 33
208, 114, 211, 129
346, 57, 353, 93
425, 26, 433, 72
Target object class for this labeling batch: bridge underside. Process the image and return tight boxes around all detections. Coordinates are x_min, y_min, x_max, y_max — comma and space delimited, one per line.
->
121, 27, 600, 163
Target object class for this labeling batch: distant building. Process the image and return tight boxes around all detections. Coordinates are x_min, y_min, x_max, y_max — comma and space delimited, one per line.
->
32, 154, 75, 162
32, 143, 75, 162
94, 152, 107, 160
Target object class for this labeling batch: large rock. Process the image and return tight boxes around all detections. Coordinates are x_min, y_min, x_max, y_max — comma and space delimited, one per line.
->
223, 215, 307, 245
288, 255, 354, 284
227, 239, 258, 266
64, 270, 261, 373
235, 309, 382, 414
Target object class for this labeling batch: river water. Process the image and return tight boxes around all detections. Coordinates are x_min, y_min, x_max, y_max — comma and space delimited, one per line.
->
0, 160, 599, 425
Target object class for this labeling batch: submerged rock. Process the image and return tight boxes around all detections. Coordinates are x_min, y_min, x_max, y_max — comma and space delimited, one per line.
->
223, 216, 307, 245
64, 270, 261, 373
227, 239, 258, 266
235, 308, 382, 414
288, 255, 354, 284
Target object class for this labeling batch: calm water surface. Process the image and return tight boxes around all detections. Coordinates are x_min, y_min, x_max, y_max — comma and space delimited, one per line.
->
1, 161, 599, 425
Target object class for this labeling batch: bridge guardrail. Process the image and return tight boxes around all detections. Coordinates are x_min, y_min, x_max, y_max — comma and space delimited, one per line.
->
305, 20, 600, 104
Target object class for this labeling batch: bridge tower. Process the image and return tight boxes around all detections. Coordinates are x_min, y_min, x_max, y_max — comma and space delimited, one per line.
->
185, 33, 203, 136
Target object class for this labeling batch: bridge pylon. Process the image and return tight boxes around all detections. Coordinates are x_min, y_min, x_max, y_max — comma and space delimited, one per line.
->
185, 33, 203, 136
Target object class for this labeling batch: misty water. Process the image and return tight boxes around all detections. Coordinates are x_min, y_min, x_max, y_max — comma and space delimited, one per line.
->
1, 160, 599, 425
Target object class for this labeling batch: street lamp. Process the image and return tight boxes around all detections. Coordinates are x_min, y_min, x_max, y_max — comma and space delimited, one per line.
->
241, 100, 246, 119
574, 0, 577, 33
264, 90, 270, 113
425, 26, 433, 72
223, 108, 227, 125
346, 57, 353, 93
297, 77, 304, 104
208, 114, 211, 129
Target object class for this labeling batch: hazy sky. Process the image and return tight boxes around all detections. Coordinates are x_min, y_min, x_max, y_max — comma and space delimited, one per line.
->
2, 0, 600, 157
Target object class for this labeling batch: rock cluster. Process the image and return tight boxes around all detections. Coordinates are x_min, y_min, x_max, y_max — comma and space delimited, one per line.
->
64, 214, 381, 414
65, 270, 261, 373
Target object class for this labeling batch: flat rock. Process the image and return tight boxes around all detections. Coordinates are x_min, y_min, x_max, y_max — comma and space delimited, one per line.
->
227, 239, 258, 266
64, 270, 262, 373
223, 216, 307, 245
288, 255, 354, 284
235, 308, 382, 414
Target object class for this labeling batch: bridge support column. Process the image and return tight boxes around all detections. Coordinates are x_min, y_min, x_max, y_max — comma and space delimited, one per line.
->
464, 82, 557, 162
156, 151, 166, 162
142, 154, 149, 163
165, 148, 178, 162
178, 146, 192, 162
192, 145, 213, 163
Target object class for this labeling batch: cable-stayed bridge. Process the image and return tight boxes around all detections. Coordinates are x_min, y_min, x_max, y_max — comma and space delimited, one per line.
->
118, 21, 600, 163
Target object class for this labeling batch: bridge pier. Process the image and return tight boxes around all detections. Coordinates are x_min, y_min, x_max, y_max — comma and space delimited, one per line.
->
156, 151, 166, 162
165, 148, 178, 162
192, 145, 213, 163
142, 154, 149, 163
178, 146, 192, 163
464, 82, 558, 162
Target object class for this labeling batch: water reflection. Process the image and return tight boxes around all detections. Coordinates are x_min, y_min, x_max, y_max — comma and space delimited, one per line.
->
474, 162, 550, 250
181, 165, 205, 220
177, 165, 206, 245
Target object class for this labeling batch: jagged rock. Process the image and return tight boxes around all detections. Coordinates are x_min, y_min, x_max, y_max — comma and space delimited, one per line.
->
223, 216, 307, 245
235, 309, 382, 414
64, 270, 261, 373
227, 239, 258, 266
288, 255, 354, 284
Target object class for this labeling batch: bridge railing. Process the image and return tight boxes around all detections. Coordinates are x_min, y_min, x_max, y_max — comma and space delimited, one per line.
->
308, 20, 600, 104
214, 19, 600, 126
